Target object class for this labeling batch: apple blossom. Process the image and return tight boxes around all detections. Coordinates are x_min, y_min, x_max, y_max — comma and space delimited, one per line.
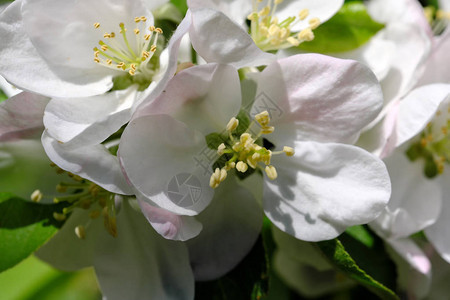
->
187, 0, 343, 51
119, 54, 391, 243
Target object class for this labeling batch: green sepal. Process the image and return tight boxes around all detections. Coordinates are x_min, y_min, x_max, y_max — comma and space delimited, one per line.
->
235, 109, 251, 137
298, 2, 385, 53
205, 132, 229, 150
0, 193, 68, 273
316, 237, 399, 300
0, 89, 7, 103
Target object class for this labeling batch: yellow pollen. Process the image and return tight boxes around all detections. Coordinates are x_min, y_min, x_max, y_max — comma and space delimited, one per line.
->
134, 28, 140, 34
155, 27, 163, 34
209, 168, 228, 189
101, 45, 108, 51
308, 17, 321, 30
150, 45, 157, 52
106, 59, 112, 65
283, 146, 295, 156
227, 117, 239, 132
298, 28, 315, 41
299, 9, 309, 20
265, 165, 278, 180
134, 17, 141, 23
149, 26, 156, 31
31, 190, 43, 203
140, 16, 147, 22
236, 161, 249, 173
94, 22, 100, 29
144, 34, 151, 40
287, 37, 300, 46
259, 6, 270, 17
94, 57, 100, 63
274, 0, 283, 4
75, 225, 86, 239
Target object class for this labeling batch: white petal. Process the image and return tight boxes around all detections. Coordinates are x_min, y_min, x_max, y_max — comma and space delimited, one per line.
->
42, 131, 133, 195
273, 0, 343, 32
0, 1, 113, 98
0, 139, 63, 201
36, 208, 101, 271
140, 63, 241, 134
119, 114, 214, 215
93, 201, 194, 300
370, 151, 442, 239
138, 196, 203, 241
252, 54, 383, 146
418, 29, 450, 86
44, 87, 141, 147
396, 84, 450, 148
187, 0, 251, 28
187, 176, 263, 280
0, 75, 22, 98
425, 172, 450, 264
135, 10, 193, 113
189, 8, 275, 68
377, 23, 431, 104
263, 141, 391, 242
0, 92, 48, 141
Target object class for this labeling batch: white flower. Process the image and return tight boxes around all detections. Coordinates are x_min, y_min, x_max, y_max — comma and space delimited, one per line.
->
188, 0, 343, 51
119, 54, 391, 242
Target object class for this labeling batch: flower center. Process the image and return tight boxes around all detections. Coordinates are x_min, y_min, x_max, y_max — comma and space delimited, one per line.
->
247, 0, 319, 51
209, 111, 294, 189
93, 17, 162, 82
405, 103, 450, 178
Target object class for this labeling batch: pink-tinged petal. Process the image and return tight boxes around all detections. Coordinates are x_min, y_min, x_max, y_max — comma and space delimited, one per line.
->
386, 238, 431, 298
187, 176, 262, 280
0, 92, 48, 141
119, 114, 214, 216
395, 84, 450, 148
370, 151, 442, 239
189, 8, 275, 68
418, 29, 450, 86
93, 201, 194, 300
0, 1, 113, 98
42, 131, 133, 195
138, 197, 203, 241
0, 139, 63, 201
252, 54, 382, 146
140, 63, 241, 135
264, 141, 390, 242
44, 87, 141, 147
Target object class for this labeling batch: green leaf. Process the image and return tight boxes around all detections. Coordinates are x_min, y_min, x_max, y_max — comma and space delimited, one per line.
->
298, 2, 385, 53
0, 0, 14, 5
316, 238, 399, 300
0, 89, 7, 103
195, 234, 269, 300
0, 193, 67, 272
170, 0, 188, 15
205, 132, 228, 150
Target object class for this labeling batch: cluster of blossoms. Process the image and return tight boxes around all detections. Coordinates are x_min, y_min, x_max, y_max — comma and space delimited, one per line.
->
0, 0, 449, 299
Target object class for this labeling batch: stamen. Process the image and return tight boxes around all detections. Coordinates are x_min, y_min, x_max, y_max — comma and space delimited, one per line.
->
94, 22, 100, 29
31, 190, 43, 203
75, 225, 86, 239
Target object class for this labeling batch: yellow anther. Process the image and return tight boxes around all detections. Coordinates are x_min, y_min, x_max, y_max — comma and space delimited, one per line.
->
94, 22, 100, 29
106, 59, 112, 65
140, 16, 147, 22
117, 62, 126, 70
130, 64, 137, 71
89, 210, 101, 219
442, 126, 448, 135
103, 33, 111, 38
134, 28, 140, 35
247, 12, 258, 21
308, 17, 321, 30
135, 17, 141, 23
155, 27, 163, 34
75, 225, 86, 239
287, 37, 300, 46
101, 45, 108, 51
261, 126, 275, 134
299, 9, 309, 20
236, 161, 249, 173
150, 45, 157, 52
268, 24, 280, 37
261, 151, 272, 165
110, 32, 116, 38
129, 69, 136, 75
283, 146, 295, 156
274, 0, 284, 4
259, 6, 270, 17
209, 168, 228, 188
31, 190, 43, 203
53, 212, 66, 221
255, 111, 270, 126
149, 26, 156, 31
298, 28, 315, 41
144, 34, 151, 40
265, 165, 278, 180
227, 117, 239, 132
217, 143, 226, 156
